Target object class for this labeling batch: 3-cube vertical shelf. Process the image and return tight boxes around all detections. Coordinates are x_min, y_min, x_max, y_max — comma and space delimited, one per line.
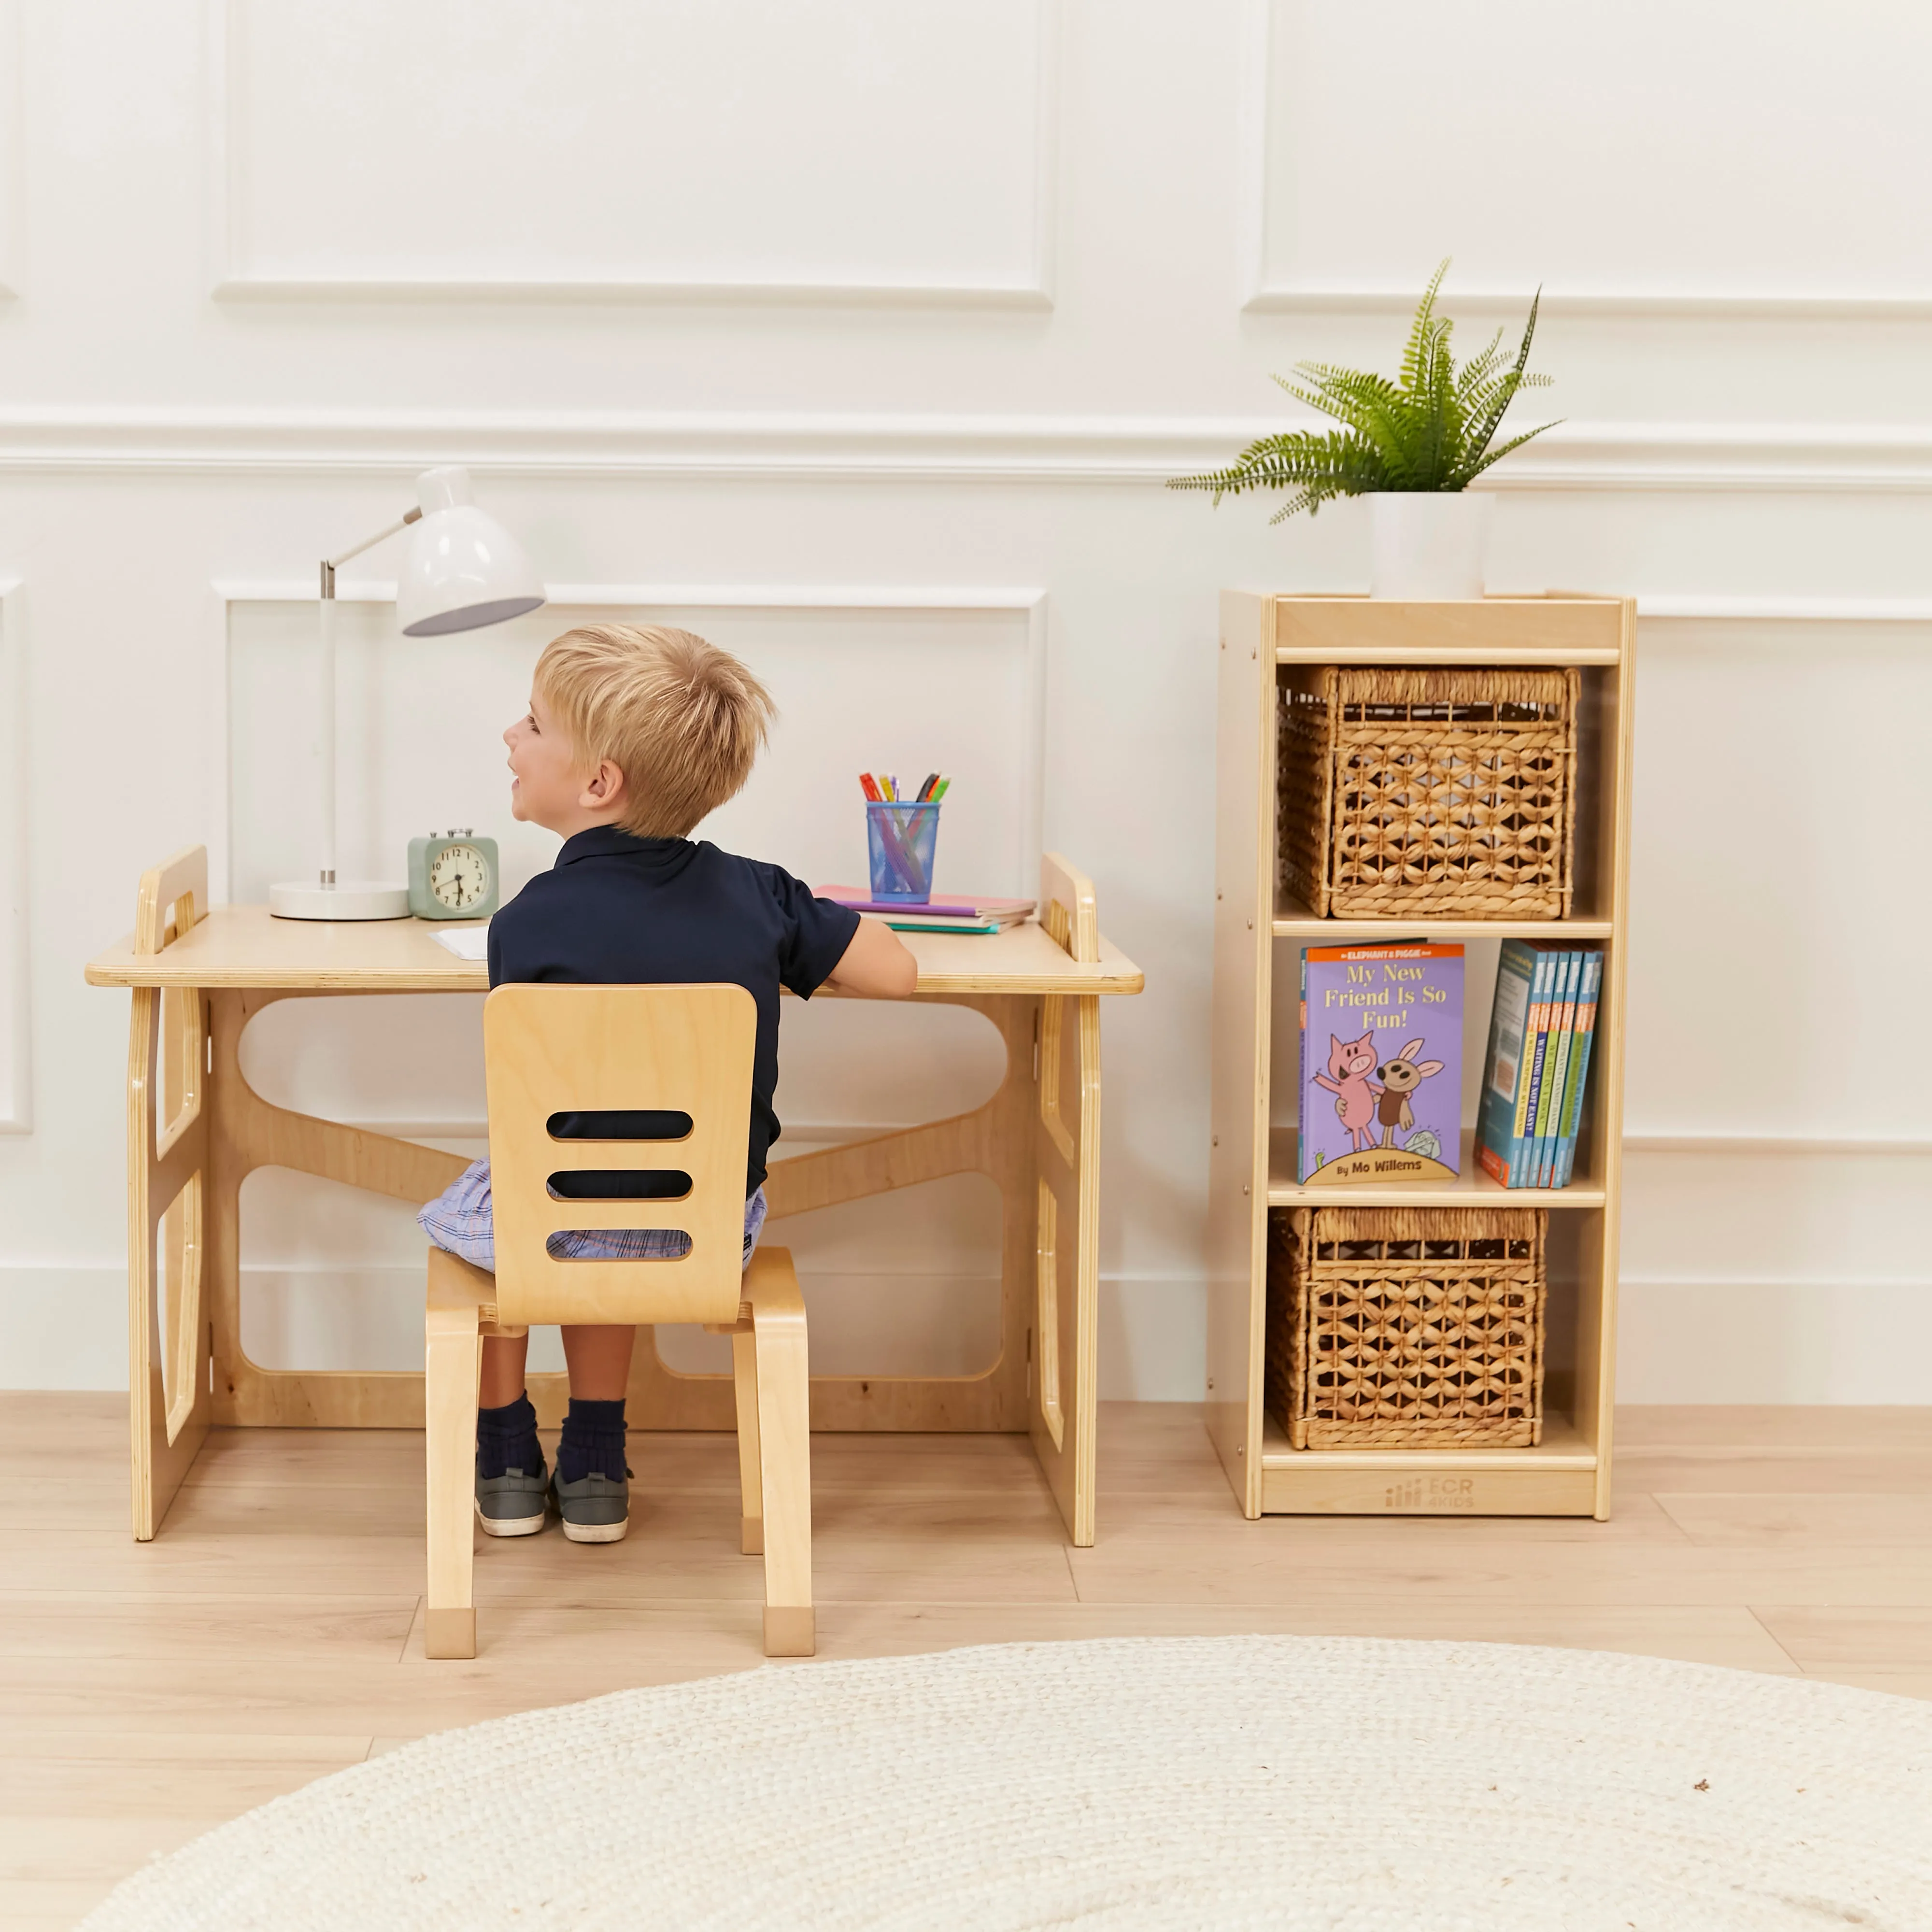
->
1206, 594, 1634, 1519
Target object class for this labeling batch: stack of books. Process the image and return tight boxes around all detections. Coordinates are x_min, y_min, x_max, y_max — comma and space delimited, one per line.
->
817, 887, 1036, 937
1475, 942, 1604, 1189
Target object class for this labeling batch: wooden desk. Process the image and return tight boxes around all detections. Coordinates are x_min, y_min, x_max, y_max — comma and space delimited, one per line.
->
87, 854, 1143, 1548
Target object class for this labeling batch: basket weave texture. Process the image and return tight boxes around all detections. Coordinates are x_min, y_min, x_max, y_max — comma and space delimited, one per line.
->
1267, 1206, 1547, 1449
1278, 665, 1579, 918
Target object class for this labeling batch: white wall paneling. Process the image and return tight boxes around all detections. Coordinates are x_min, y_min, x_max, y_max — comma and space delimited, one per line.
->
208, 0, 1060, 305
0, 1, 20, 300
215, 581, 1046, 905
16, 413, 1932, 491
3, 3, 1928, 1404
0, 582, 27, 1132
1240, 0, 1932, 317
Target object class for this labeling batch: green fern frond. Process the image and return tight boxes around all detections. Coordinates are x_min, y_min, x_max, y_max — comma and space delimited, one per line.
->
1169, 259, 1555, 523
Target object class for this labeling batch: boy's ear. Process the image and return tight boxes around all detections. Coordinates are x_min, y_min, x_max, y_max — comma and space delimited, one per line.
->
578, 757, 628, 811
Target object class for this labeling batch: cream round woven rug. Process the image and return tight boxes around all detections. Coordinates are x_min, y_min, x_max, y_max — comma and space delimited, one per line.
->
83, 1636, 1932, 1931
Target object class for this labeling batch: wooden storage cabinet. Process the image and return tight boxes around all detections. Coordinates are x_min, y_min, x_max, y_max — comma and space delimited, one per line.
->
1206, 594, 1634, 1519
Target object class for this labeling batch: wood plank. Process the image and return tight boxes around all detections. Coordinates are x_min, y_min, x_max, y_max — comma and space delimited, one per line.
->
85, 906, 1143, 997
1204, 590, 1275, 1517
1273, 595, 1624, 663
0, 1593, 416, 1662
1262, 1464, 1597, 1516
1655, 1492, 1932, 1547
1749, 1607, 1932, 1673
1267, 1126, 1607, 1207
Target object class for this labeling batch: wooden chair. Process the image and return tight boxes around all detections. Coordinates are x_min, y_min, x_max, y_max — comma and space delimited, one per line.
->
423, 982, 812, 1662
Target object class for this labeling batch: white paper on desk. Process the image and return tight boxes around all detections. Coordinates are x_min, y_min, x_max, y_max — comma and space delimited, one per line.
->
432, 925, 490, 962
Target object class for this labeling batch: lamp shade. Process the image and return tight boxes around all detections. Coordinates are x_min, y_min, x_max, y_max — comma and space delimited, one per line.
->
396, 466, 546, 637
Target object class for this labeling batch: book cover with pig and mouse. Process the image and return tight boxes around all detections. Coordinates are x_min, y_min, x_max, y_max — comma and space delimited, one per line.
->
1298, 942, 1464, 1184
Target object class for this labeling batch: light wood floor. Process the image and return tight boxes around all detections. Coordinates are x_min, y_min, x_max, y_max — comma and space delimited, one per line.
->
7, 1396, 1932, 1929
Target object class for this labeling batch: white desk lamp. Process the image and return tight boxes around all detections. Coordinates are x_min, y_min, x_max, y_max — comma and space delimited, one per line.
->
270, 466, 545, 920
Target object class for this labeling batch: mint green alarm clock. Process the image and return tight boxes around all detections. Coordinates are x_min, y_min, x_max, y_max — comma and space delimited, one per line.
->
407, 829, 499, 920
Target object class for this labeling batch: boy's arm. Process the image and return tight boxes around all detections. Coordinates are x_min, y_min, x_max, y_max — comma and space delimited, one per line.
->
822, 917, 919, 998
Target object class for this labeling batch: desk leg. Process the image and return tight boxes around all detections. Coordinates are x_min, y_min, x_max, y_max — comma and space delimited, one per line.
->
128, 983, 213, 1540
1030, 994, 1101, 1547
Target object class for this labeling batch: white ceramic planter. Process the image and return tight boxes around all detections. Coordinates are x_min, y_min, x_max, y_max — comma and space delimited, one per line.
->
1367, 491, 1492, 600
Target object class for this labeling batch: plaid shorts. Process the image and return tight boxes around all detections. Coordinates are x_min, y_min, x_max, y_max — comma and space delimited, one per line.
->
419, 1159, 768, 1275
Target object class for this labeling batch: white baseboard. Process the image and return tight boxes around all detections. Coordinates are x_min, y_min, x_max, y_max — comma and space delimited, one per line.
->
14, 1267, 1920, 1406
0, 1265, 1211, 1402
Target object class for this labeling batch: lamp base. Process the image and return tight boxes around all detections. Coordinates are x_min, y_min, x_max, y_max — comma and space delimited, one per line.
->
269, 881, 412, 921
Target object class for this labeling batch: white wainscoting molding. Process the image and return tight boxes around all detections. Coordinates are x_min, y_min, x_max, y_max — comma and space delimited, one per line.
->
0, 580, 27, 1132
207, 0, 1059, 307
1622, 1277, 1932, 1295
14, 411, 1932, 493
1237, 0, 1932, 320
0, 1, 18, 300
1623, 1133, 1932, 1158
210, 580, 1047, 910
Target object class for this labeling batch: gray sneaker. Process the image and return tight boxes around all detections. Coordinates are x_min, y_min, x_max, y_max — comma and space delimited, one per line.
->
552, 1468, 630, 1544
475, 1457, 549, 1537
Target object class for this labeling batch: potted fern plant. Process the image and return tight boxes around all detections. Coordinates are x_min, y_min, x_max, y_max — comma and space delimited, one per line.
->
1169, 261, 1556, 598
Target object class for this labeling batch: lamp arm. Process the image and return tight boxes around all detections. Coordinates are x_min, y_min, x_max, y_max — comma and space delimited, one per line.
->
326, 505, 422, 576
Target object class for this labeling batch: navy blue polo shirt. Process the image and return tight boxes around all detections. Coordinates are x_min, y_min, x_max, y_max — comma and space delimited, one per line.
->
487, 826, 861, 1195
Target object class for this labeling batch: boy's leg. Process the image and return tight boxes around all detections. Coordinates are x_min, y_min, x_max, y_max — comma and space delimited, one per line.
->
480, 1331, 529, 1409
554, 1325, 636, 1544
558, 1324, 636, 1398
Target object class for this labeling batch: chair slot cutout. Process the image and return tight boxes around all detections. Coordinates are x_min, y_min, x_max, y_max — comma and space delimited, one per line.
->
546, 1109, 693, 1141
546, 1169, 693, 1201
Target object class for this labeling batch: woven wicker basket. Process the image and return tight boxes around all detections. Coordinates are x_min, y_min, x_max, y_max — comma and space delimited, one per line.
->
1266, 1206, 1546, 1449
1278, 665, 1579, 918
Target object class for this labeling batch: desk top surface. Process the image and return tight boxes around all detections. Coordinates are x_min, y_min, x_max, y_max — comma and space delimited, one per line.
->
85, 905, 1144, 997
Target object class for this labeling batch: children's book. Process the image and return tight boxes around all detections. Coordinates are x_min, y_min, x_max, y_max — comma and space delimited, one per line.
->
1476, 940, 1547, 1187
1531, 951, 1583, 1188
1553, 951, 1605, 1188
1299, 942, 1463, 1184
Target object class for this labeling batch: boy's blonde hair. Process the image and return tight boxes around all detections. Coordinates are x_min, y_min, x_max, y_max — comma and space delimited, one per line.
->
534, 624, 774, 838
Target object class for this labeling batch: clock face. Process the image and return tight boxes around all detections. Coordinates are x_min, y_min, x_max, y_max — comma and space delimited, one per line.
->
428, 842, 489, 911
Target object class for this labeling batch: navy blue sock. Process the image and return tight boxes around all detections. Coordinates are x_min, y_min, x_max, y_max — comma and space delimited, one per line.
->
558, 1398, 627, 1484
476, 1392, 542, 1480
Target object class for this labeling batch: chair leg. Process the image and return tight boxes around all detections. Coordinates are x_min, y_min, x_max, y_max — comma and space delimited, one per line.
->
746, 1248, 812, 1657
425, 1261, 483, 1661
730, 1326, 763, 1555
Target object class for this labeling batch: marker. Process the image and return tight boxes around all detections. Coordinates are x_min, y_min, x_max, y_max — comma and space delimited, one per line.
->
932, 776, 951, 801
916, 772, 939, 802
859, 772, 883, 803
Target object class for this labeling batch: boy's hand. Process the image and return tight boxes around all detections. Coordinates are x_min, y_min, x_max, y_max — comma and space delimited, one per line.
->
824, 917, 919, 998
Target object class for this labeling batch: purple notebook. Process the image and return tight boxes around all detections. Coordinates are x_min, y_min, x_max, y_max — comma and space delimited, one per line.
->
825, 898, 980, 918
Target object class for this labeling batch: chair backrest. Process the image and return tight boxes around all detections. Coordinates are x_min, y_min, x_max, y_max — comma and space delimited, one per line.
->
483, 983, 757, 1329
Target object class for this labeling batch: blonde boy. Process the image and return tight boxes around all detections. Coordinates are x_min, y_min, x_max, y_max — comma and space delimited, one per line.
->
420, 625, 915, 1543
